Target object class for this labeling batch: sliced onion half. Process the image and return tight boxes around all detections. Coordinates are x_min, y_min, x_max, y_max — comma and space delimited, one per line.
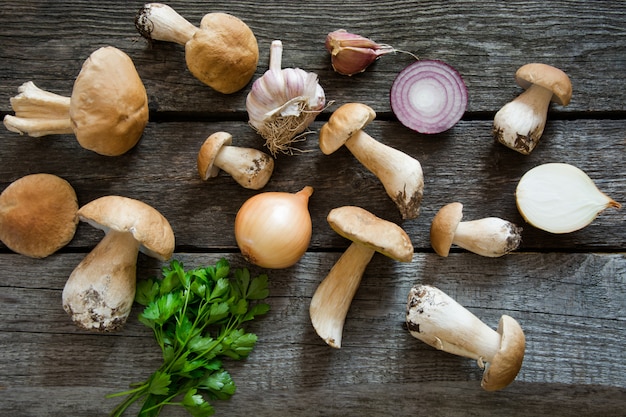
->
390, 60, 468, 134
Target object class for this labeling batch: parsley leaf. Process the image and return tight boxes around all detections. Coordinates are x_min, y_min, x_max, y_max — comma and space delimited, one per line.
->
107, 259, 270, 416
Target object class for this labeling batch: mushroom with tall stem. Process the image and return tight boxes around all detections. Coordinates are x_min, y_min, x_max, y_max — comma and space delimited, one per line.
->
319, 103, 424, 220
310, 206, 413, 348
62, 196, 175, 331
3, 47, 149, 156
135, 3, 258, 94
493, 63, 572, 155
197, 131, 274, 190
406, 284, 526, 391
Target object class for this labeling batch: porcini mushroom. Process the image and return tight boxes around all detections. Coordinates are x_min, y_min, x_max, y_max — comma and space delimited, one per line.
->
3, 47, 149, 156
493, 63, 572, 155
0, 173, 78, 258
430, 202, 522, 257
406, 284, 525, 391
319, 103, 424, 219
62, 196, 175, 331
135, 3, 258, 94
197, 131, 274, 190
310, 206, 413, 348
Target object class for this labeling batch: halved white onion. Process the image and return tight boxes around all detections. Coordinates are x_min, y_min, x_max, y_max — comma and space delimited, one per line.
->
516, 163, 621, 234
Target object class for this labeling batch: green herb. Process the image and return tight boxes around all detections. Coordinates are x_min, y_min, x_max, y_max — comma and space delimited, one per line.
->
107, 258, 270, 417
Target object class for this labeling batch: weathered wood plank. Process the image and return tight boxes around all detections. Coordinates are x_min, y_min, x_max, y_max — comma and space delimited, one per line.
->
1, 1, 625, 113
1, 119, 623, 252
1, 383, 625, 417
1, 2, 625, 416
0, 252, 624, 416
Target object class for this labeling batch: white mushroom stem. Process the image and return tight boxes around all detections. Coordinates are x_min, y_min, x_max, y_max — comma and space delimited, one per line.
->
212, 146, 274, 190
135, 3, 199, 45
3, 81, 73, 137
309, 242, 375, 349
493, 83, 554, 155
62, 230, 140, 332
406, 285, 500, 362
407, 284, 525, 391
344, 130, 424, 219
452, 217, 522, 257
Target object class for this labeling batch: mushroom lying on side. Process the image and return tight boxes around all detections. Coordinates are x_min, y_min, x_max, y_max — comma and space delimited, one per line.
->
406, 284, 525, 391
135, 3, 258, 94
493, 63, 572, 155
62, 196, 175, 331
310, 206, 413, 348
197, 131, 274, 190
3, 47, 149, 156
319, 103, 424, 220
430, 202, 522, 257
0, 173, 78, 258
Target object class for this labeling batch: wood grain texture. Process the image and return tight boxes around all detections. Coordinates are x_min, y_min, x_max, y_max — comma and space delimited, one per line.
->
0, 252, 624, 416
1, 119, 624, 251
0, 1, 625, 416
1, 1, 625, 113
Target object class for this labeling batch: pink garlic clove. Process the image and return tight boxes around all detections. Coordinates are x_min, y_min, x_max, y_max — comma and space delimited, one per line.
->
325, 29, 396, 76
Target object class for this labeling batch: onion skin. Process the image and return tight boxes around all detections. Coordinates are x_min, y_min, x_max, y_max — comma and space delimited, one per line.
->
235, 186, 313, 269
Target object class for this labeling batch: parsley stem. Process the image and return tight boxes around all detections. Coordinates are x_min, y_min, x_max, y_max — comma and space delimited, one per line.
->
106, 382, 149, 398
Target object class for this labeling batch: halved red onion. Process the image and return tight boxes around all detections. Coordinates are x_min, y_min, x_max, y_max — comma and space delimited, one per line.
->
390, 60, 468, 134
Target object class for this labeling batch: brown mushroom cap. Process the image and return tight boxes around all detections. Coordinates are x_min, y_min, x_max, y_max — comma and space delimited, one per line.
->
327, 206, 413, 262
197, 131, 233, 180
186, 13, 259, 94
319, 103, 376, 155
69, 46, 149, 156
430, 202, 463, 257
515, 63, 572, 106
78, 195, 175, 261
481, 314, 526, 391
0, 173, 78, 258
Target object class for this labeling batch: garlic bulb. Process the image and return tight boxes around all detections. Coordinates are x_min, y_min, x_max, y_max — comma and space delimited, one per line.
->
246, 40, 326, 156
516, 163, 621, 233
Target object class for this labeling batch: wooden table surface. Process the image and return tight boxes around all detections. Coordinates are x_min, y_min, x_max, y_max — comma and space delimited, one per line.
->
1, 1, 625, 416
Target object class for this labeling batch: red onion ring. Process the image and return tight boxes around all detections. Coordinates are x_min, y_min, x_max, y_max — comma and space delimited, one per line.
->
390, 60, 468, 134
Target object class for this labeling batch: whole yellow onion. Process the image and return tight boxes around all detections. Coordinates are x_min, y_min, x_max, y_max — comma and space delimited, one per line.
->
235, 186, 313, 268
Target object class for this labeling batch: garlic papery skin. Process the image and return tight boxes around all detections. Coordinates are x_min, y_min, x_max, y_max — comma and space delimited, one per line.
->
325, 29, 396, 76
516, 163, 621, 234
246, 40, 326, 156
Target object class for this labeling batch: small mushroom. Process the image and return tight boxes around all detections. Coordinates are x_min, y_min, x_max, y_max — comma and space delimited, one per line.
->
197, 131, 274, 190
430, 202, 522, 257
406, 284, 525, 391
310, 206, 413, 348
493, 63, 572, 155
3, 47, 149, 156
62, 196, 175, 331
0, 173, 78, 258
135, 3, 259, 94
319, 103, 424, 219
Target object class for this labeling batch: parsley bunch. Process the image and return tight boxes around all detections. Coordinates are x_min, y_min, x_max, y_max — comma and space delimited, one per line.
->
108, 258, 270, 417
